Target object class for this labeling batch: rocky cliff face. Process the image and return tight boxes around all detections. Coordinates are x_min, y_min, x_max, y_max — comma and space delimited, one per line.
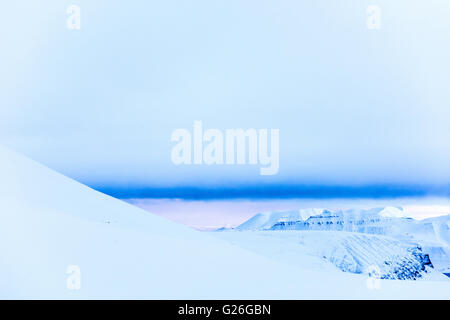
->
295, 231, 435, 280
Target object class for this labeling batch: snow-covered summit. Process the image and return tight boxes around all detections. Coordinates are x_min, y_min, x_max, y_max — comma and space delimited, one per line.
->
236, 208, 327, 230
379, 206, 409, 218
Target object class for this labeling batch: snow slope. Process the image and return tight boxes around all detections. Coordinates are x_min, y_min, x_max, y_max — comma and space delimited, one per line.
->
1, 146, 450, 299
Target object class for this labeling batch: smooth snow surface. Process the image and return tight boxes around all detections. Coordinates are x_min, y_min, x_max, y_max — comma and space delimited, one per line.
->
1, 146, 450, 299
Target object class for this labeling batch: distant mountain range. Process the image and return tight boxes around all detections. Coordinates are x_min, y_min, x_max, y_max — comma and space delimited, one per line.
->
221, 207, 450, 278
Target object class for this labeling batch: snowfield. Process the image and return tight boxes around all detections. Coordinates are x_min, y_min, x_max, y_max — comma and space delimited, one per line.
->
1, 146, 450, 299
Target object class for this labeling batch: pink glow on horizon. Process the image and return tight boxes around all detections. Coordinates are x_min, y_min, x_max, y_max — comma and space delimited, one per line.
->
126, 197, 450, 231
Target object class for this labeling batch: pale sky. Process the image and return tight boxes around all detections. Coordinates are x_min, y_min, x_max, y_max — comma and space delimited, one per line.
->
0, 1, 449, 192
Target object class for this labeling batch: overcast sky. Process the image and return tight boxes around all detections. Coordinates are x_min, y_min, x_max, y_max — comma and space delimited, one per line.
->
0, 1, 449, 192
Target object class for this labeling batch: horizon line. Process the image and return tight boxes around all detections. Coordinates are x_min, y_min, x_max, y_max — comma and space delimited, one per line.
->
93, 184, 450, 200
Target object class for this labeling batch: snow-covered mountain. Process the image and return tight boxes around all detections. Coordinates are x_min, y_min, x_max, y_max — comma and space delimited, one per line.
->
236, 207, 449, 244
1, 146, 450, 299
228, 207, 450, 278
237, 207, 417, 232
296, 232, 434, 280
236, 208, 328, 231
